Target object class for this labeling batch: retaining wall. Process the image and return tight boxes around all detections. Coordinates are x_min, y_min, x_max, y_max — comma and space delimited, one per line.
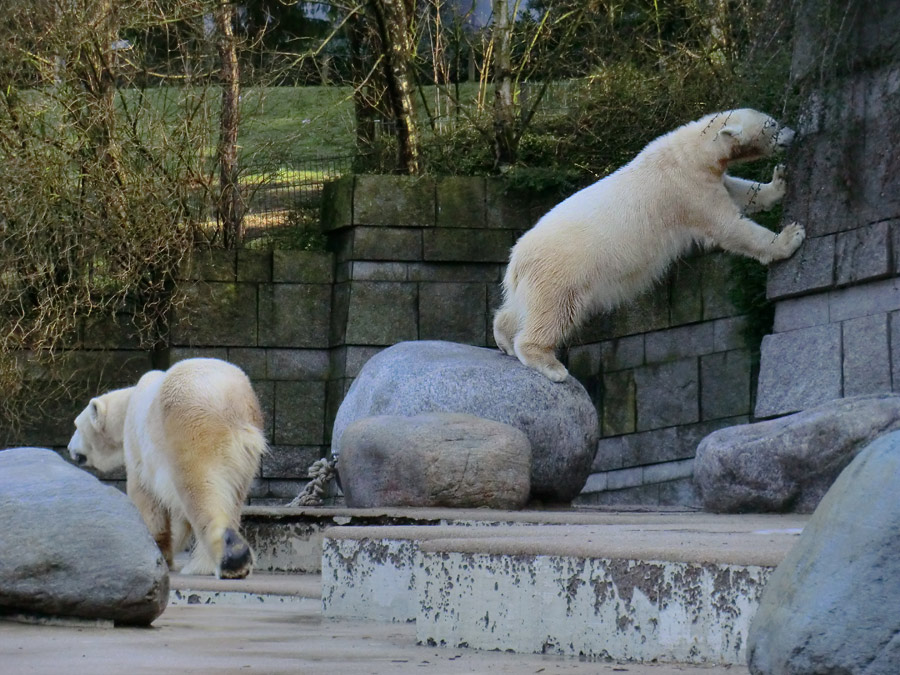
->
13, 175, 759, 507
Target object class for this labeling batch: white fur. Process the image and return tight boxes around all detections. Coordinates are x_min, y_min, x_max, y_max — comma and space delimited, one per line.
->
493, 108, 806, 381
68, 358, 267, 578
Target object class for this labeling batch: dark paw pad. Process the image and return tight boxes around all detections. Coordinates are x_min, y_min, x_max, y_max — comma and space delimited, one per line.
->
219, 528, 252, 579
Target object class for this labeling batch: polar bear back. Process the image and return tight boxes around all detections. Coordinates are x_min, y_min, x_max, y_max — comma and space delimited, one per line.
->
123, 358, 263, 508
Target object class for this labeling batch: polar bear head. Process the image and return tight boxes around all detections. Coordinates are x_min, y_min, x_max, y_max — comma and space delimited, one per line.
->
706, 108, 795, 165
68, 387, 132, 473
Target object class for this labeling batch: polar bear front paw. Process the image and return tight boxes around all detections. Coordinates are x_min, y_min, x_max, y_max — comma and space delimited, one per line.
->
773, 222, 805, 260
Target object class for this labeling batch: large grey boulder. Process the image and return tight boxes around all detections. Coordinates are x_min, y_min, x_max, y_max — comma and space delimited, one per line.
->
0, 447, 168, 625
338, 413, 532, 509
332, 341, 598, 502
694, 394, 900, 512
747, 430, 900, 675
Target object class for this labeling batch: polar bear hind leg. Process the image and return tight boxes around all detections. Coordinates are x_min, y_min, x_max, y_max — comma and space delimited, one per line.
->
171, 425, 264, 579
492, 305, 519, 355
512, 294, 577, 382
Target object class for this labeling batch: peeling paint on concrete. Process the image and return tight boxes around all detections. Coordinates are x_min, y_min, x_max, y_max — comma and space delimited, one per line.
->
322, 537, 421, 622
415, 551, 772, 665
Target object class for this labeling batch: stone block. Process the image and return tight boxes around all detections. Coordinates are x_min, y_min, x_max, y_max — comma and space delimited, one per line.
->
169, 347, 228, 364
772, 294, 830, 332
892, 220, 900, 274
602, 370, 636, 436
645, 323, 715, 364
436, 177, 486, 228
407, 263, 501, 283
178, 249, 236, 282
258, 284, 331, 348
225, 347, 267, 379
265, 480, 307, 500
171, 281, 257, 347
81, 313, 143, 350
344, 282, 418, 345
835, 221, 891, 287
354, 175, 435, 227
418, 283, 487, 345
335, 346, 384, 378
700, 349, 752, 420
842, 314, 891, 396
273, 251, 334, 283
422, 228, 514, 263
266, 349, 330, 381
600, 335, 646, 371
351, 226, 422, 261
668, 260, 704, 325
237, 250, 272, 282
575, 483, 660, 507
261, 446, 323, 479
350, 261, 407, 281
892, 311, 900, 392
567, 344, 602, 382
580, 472, 608, 493
582, 285, 670, 342
485, 180, 537, 231
658, 478, 700, 507
330, 230, 354, 265
634, 357, 699, 431
829, 277, 900, 322
321, 176, 354, 231
606, 466, 643, 491
273, 380, 326, 445
592, 434, 640, 472
713, 316, 751, 351
767, 234, 835, 300
252, 379, 275, 439
643, 458, 695, 484
700, 254, 738, 321
329, 282, 350, 346
755, 324, 842, 417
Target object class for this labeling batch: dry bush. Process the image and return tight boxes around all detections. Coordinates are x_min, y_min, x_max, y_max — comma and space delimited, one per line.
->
0, 0, 212, 435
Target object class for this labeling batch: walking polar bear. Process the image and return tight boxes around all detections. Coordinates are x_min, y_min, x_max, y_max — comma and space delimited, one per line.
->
68, 358, 267, 579
493, 108, 806, 382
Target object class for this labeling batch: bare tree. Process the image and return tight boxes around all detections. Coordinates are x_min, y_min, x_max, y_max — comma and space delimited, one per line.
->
216, 1, 243, 247
368, 0, 421, 174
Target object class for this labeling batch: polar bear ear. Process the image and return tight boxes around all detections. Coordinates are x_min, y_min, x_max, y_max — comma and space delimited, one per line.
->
89, 398, 106, 430
717, 125, 743, 141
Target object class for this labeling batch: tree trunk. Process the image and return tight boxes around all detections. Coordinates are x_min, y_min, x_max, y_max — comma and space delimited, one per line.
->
491, 0, 516, 169
216, 2, 242, 248
347, 9, 377, 167
370, 0, 421, 174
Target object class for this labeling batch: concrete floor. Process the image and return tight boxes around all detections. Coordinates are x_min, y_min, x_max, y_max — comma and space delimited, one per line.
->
2, 601, 749, 675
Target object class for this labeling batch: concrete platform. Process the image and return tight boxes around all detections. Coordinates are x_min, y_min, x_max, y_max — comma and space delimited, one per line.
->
2, 508, 803, 674
321, 511, 807, 665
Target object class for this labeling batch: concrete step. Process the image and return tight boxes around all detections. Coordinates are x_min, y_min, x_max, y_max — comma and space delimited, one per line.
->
319, 512, 807, 666
169, 570, 321, 609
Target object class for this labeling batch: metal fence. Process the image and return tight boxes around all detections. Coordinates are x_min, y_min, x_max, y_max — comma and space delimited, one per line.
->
240, 154, 355, 232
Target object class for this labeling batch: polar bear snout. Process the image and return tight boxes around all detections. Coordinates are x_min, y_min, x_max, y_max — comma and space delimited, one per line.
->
775, 125, 795, 149
67, 430, 88, 466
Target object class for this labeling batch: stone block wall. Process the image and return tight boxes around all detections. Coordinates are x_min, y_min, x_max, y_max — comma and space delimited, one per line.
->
568, 254, 754, 508
754, 1, 900, 418
164, 249, 334, 503
13, 174, 759, 508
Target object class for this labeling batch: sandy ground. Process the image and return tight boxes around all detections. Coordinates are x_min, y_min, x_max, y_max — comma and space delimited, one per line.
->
2, 601, 750, 675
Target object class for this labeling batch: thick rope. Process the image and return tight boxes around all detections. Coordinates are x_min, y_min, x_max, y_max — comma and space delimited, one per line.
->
287, 457, 337, 507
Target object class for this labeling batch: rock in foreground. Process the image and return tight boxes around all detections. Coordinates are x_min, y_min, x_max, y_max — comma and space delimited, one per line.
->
694, 394, 900, 512
332, 341, 598, 503
0, 447, 168, 625
338, 412, 532, 509
747, 429, 900, 675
